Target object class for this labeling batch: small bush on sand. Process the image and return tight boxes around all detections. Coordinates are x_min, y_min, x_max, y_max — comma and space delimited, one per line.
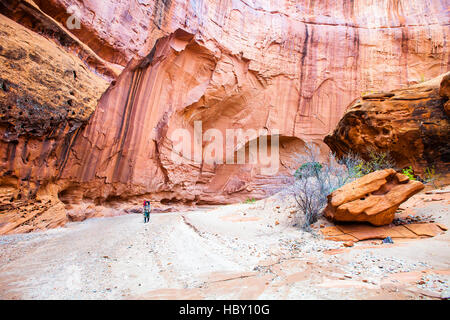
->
423, 166, 436, 182
417, 166, 441, 188
423, 166, 438, 186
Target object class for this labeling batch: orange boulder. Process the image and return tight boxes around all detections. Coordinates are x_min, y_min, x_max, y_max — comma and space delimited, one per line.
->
323, 169, 424, 226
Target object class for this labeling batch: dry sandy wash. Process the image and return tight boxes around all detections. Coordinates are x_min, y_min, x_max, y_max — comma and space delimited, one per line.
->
0, 190, 449, 300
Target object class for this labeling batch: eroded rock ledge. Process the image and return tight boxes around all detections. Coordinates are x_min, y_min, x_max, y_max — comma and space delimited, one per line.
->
0, 12, 110, 234
324, 73, 450, 172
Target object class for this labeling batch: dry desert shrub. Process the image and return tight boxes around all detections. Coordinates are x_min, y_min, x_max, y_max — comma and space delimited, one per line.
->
283, 144, 396, 230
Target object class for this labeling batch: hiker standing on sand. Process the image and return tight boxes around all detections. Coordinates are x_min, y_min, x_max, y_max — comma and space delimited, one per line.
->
143, 200, 151, 223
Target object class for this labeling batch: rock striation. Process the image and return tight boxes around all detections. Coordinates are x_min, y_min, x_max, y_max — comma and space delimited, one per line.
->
323, 169, 425, 226
325, 73, 450, 172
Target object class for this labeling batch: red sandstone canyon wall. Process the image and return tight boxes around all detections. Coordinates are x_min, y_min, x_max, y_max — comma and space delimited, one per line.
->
58, 0, 450, 204
0, 0, 449, 233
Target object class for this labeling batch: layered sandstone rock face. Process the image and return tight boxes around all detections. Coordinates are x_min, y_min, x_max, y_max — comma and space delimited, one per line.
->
323, 169, 425, 226
325, 73, 450, 172
0, 0, 449, 233
0, 2, 111, 233
57, 0, 450, 205
58, 29, 307, 205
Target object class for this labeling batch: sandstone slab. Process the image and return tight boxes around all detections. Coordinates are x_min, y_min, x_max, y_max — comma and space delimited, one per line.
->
403, 223, 445, 237
321, 222, 446, 242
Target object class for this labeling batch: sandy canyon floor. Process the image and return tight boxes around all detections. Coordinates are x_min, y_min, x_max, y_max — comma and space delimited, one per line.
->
0, 191, 449, 300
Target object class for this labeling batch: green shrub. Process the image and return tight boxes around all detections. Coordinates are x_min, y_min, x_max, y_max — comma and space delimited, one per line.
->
359, 151, 396, 174
419, 166, 440, 188
423, 166, 436, 182
244, 198, 256, 204
294, 162, 323, 179
402, 166, 416, 180
339, 150, 395, 177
